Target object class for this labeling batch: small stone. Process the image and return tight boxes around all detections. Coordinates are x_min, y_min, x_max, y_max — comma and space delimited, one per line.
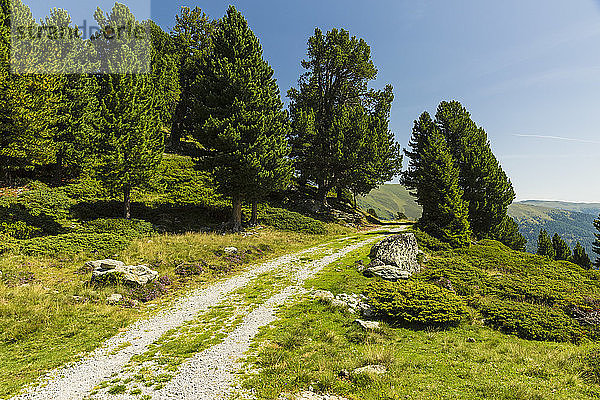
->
466, 337, 476, 343
224, 247, 238, 254
354, 319, 380, 330
311, 290, 335, 303
353, 364, 387, 375
107, 293, 123, 305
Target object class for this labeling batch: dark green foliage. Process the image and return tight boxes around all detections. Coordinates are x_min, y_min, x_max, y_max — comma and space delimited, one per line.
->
366, 280, 467, 326
191, 6, 292, 230
573, 242, 593, 270
16, 233, 130, 257
490, 215, 527, 252
594, 215, 600, 267
536, 229, 555, 259
411, 228, 452, 252
552, 233, 572, 261
403, 112, 471, 247
367, 209, 378, 218
582, 349, 600, 384
151, 154, 224, 207
288, 28, 402, 202
259, 207, 326, 235
417, 239, 600, 342
78, 219, 155, 237
478, 297, 583, 343
434, 101, 516, 239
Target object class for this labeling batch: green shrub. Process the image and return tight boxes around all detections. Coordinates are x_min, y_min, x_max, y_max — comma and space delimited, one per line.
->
411, 228, 452, 252
0, 221, 42, 239
478, 297, 583, 343
366, 280, 467, 326
17, 233, 130, 257
581, 349, 600, 384
259, 207, 326, 235
79, 218, 155, 238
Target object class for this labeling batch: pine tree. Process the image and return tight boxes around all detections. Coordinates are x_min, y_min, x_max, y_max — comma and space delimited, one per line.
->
402, 112, 471, 247
434, 101, 516, 239
536, 229, 555, 259
594, 215, 600, 267
572, 242, 592, 269
170, 6, 213, 149
289, 28, 402, 204
552, 233, 572, 261
0, 0, 63, 182
191, 6, 292, 231
491, 215, 527, 252
92, 4, 165, 219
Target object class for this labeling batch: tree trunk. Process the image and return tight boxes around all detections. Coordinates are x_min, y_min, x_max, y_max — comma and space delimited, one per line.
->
124, 186, 131, 219
250, 201, 258, 226
231, 196, 243, 232
318, 186, 328, 206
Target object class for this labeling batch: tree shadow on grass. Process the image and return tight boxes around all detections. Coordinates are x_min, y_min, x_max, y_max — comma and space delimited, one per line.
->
69, 201, 230, 234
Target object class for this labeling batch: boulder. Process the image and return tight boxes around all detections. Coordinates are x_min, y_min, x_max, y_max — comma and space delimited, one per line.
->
364, 233, 421, 281
311, 290, 335, 303
88, 259, 158, 286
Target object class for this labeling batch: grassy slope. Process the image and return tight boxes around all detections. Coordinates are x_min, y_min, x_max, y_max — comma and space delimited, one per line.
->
356, 184, 421, 221
242, 236, 600, 400
518, 200, 600, 216
358, 184, 597, 255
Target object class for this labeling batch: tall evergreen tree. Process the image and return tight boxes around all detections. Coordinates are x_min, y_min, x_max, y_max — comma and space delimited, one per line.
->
0, 0, 63, 182
402, 112, 471, 247
191, 6, 292, 231
552, 233, 572, 261
491, 215, 527, 252
434, 101, 516, 239
594, 215, 600, 267
92, 4, 166, 219
169, 6, 213, 149
572, 242, 592, 269
536, 229, 555, 259
288, 28, 402, 204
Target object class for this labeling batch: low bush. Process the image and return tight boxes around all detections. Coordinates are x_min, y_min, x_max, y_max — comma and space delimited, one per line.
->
79, 218, 155, 238
126, 276, 171, 303
0, 221, 42, 239
478, 297, 583, 343
411, 228, 452, 252
581, 349, 600, 384
17, 233, 130, 257
259, 207, 326, 235
366, 280, 467, 326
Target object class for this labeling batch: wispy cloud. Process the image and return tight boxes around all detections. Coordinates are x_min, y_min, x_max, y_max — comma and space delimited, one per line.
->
513, 134, 600, 145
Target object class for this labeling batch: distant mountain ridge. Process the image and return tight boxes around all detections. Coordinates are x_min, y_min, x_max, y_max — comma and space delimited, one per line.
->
359, 184, 597, 255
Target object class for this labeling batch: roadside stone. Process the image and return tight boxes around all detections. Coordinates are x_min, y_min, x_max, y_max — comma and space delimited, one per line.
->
364, 233, 421, 281
279, 391, 351, 400
107, 293, 123, 305
88, 259, 159, 286
353, 365, 387, 375
354, 319, 380, 330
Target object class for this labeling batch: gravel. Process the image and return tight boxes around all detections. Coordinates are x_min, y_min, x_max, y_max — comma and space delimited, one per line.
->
153, 235, 382, 400
10, 233, 384, 400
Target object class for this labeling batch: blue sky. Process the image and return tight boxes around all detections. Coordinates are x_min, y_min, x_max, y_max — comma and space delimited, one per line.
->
27, 0, 600, 202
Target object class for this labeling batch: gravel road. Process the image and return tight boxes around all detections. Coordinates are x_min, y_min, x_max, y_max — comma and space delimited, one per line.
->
10, 233, 384, 400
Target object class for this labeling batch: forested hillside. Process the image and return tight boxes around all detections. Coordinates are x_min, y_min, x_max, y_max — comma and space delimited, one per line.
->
359, 184, 597, 254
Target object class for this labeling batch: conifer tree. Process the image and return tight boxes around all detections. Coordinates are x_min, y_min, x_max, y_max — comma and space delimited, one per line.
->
434, 101, 516, 239
594, 215, 600, 267
192, 6, 292, 231
491, 215, 527, 252
403, 112, 471, 247
92, 4, 166, 219
572, 242, 592, 269
0, 0, 63, 181
536, 229, 555, 259
289, 28, 402, 204
552, 233, 572, 261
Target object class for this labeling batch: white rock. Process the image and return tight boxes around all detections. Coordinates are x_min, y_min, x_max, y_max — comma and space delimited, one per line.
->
224, 247, 238, 254
354, 319, 380, 330
107, 294, 123, 305
353, 364, 387, 375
